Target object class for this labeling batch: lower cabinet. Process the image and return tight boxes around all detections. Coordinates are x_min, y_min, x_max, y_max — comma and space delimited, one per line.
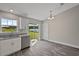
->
0, 38, 21, 56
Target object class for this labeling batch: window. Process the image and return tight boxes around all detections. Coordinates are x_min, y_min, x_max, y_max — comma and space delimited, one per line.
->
8, 20, 13, 25
1, 18, 17, 32
1, 18, 17, 26
1, 18, 8, 25
12, 20, 17, 26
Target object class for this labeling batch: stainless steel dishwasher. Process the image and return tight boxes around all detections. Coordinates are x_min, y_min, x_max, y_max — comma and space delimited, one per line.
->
21, 35, 30, 49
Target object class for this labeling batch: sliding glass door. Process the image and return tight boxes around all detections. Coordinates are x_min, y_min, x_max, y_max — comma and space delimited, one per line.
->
28, 23, 39, 45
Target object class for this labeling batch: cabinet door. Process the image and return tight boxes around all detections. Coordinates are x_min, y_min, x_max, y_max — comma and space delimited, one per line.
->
12, 38, 21, 52
0, 38, 21, 56
0, 39, 13, 56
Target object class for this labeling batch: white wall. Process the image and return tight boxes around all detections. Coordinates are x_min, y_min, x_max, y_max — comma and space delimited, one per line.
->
42, 20, 49, 40
43, 5, 79, 48
19, 17, 29, 33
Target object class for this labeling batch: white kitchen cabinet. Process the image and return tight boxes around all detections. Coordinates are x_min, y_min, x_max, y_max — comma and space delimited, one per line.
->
0, 38, 21, 56
12, 38, 21, 53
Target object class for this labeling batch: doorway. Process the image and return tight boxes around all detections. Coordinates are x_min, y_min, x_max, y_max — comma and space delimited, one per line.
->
28, 23, 39, 46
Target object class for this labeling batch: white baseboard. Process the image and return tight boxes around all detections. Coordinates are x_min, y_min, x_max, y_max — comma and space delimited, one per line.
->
44, 39, 79, 49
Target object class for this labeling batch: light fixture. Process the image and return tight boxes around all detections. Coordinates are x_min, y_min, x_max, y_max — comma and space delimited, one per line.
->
48, 10, 54, 20
9, 9, 14, 12
48, 3, 64, 20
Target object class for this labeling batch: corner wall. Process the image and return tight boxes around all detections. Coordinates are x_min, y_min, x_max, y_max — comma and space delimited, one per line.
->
44, 5, 79, 48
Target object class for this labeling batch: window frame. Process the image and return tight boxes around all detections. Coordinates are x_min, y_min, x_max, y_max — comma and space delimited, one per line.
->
0, 18, 18, 32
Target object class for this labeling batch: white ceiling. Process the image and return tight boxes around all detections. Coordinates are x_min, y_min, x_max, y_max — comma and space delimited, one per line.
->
0, 3, 78, 21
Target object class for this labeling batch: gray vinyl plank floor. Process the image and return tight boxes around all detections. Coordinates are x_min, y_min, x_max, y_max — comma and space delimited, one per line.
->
10, 40, 79, 56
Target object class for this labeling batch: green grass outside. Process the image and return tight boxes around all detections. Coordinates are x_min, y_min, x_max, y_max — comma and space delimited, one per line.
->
2, 28, 16, 32
2, 26, 16, 32
29, 31, 39, 40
